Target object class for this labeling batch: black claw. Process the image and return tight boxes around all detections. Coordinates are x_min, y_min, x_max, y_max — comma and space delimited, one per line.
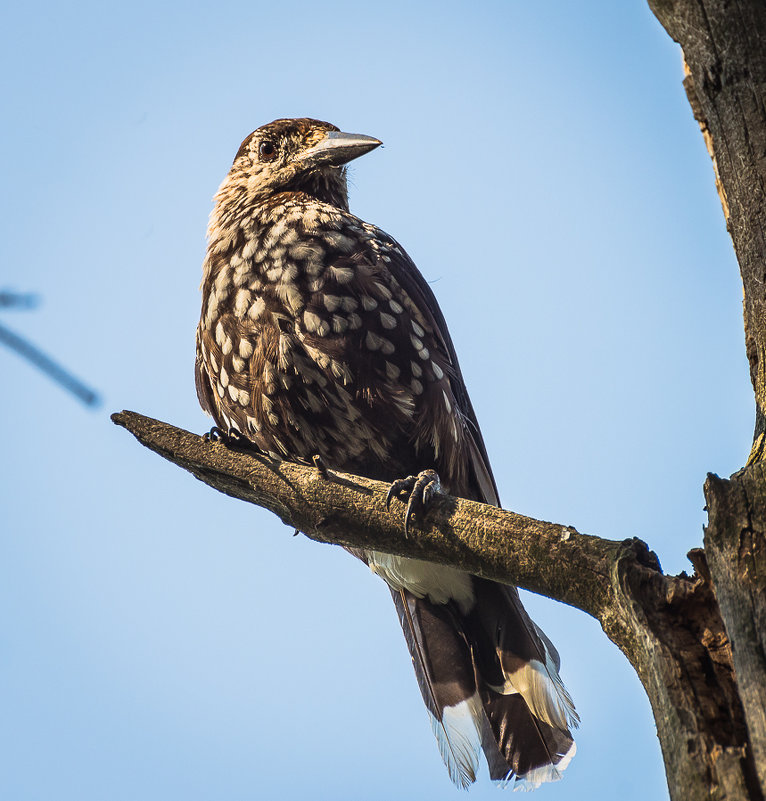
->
202, 425, 247, 447
404, 499, 417, 537
203, 426, 226, 443
386, 475, 415, 511
386, 469, 441, 537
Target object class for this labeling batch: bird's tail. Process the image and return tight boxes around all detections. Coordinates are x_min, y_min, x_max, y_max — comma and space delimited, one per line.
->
390, 578, 578, 789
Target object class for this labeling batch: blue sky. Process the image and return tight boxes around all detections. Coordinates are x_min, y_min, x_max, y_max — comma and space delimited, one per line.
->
1, 2, 752, 799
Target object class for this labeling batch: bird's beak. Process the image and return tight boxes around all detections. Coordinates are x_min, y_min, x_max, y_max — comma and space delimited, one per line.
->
301, 130, 382, 167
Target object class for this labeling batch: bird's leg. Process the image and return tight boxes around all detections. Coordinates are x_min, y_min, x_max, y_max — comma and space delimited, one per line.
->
385, 469, 441, 537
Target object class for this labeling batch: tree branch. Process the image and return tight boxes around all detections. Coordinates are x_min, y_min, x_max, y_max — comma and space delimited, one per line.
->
111, 410, 625, 621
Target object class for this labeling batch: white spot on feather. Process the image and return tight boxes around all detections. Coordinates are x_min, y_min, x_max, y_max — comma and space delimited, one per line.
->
215, 321, 226, 347
385, 361, 400, 380
277, 284, 304, 315
280, 263, 299, 282
303, 310, 324, 334
289, 242, 325, 262
234, 289, 251, 317
331, 315, 348, 333
380, 312, 397, 330
329, 265, 354, 284
247, 297, 266, 320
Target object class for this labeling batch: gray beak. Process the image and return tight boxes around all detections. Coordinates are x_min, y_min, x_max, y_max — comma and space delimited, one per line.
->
302, 130, 382, 167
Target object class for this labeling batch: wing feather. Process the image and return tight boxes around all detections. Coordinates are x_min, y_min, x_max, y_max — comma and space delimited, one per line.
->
380, 242, 500, 505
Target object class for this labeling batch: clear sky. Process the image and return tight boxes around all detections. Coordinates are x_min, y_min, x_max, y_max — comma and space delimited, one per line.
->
1, 1, 752, 799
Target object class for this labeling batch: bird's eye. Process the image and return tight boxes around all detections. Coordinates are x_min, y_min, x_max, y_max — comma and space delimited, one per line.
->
258, 140, 277, 161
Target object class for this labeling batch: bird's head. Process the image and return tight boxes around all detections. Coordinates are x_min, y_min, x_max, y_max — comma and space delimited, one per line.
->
221, 118, 381, 212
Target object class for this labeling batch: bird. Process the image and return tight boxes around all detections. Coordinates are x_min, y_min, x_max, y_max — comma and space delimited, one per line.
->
195, 117, 578, 788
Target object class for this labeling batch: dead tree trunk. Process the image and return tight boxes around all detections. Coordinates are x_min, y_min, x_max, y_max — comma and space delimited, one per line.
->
646, 0, 766, 798
114, 1, 766, 798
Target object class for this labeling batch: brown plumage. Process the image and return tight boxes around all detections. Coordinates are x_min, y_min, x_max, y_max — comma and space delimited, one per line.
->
196, 118, 578, 787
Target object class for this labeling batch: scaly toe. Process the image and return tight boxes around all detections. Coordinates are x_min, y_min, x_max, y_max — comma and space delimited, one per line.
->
388, 469, 442, 537
386, 475, 417, 510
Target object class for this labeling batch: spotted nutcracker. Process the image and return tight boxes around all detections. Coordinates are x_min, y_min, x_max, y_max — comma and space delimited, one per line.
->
195, 118, 578, 788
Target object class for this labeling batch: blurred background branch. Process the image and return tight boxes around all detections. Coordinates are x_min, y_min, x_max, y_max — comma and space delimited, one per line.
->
0, 290, 40, 309
0, 289, 101, 408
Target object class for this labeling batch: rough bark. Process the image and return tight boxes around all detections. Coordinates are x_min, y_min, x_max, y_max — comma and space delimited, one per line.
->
110, 411, 621, 619
644, 0, 766, 798
705, 466, 766, 795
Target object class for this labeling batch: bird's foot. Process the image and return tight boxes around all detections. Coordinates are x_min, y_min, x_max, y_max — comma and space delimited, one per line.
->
385, 469, 441, 537
203, 426, 247, 446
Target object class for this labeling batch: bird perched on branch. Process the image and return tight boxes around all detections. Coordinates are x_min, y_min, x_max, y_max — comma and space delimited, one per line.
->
195, 118, 578, 788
